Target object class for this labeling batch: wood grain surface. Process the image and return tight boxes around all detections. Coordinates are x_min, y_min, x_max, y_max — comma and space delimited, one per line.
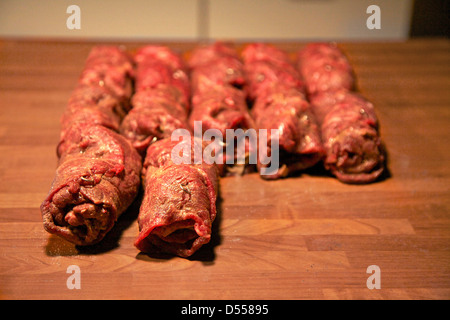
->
0, 38, 449, 300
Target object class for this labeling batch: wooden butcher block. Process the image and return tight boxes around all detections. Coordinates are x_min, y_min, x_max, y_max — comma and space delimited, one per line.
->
0, 38, 449, 300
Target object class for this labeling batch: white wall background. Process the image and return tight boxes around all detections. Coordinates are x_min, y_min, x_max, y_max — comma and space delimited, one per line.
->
0, 0, 414, 41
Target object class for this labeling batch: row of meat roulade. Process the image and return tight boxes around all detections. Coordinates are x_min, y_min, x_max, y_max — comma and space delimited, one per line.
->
41, 42, 386, 258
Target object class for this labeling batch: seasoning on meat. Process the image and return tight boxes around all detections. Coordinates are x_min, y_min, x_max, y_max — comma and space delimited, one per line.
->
297, 42, 355, 97
188, 42, 255, 176
41, 45, 141, 245
116, 45, 220, 257
135, 138, 219, 258
41, 123, 142, 245
250, 85, 324, 178
297, 43, 385, 183
120, 46, 191, 155
242, 43, 324, 179
77, 45, 135, 110
308, 89, 385, 183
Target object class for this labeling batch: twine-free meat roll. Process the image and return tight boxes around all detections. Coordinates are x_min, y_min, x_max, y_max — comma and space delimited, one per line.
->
120, 83, 190, 155
120, 46, 191, 155
135, 138, 219, 258
123, 45, 221, 257
297, 43, 385, 184
190, 82, 252, 138
41, 123, 142, 245
296, 42, 355, 97
188, 42, 246, 90
308, 89, 385, 184
251, 86, 324, 179
60, 46, 134, 139
60, 85, 127, 139
41, 45, 141, 245
242, 43, 305, 102
133, 45, 190, 109
188, 42, 255, 176
242, 43, 323, 179
78, 45, 135, 109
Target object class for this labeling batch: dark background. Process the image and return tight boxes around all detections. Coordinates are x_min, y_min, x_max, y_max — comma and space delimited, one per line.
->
410, 0, 449, 37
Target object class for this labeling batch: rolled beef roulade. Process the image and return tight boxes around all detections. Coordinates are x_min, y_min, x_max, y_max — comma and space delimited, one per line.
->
135, 137, 219, 258
296, 42, 355, 97
78, 45, 134, 110
188, 42, 246, 90
189, 80, 255, 176
309, 89, 385, 184
242, 43, 323, 179
60, 46, 134, 139
120, 46, 191, 155
133, 45, 190, 109
297, 43, 385, 184
60, 85, 126, 137
188, 42, 255, 176
120, 84, 190, 155
242, 43, 305, 102
251, 85, 324, 179
41, 45, 141, 245
41, 123, 142, 245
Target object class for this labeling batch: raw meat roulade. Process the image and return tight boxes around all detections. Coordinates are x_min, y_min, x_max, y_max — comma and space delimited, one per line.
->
297, 42, 355, 97
41, 123, 142, 245
242, 43, 323, 179
120, 84, 190, 155
78, 45, 134, 109
189, 42, 255, 176
251, 86, 324, 179
41, 45, 140, 245
133, 45, 190, 109
297, 43, 385, 183
188, 42, 246, 90
135, 138, 219, 258
60, 85, 126, 139
309, 89, 385, 183
120, 46, 191, 155
242, 43, 305, 102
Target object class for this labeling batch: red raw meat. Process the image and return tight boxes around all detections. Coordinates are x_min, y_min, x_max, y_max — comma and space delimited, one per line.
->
242, 43, 323, 178
135, 138, 219, 258
242, 43, 305, 102
188, 42, 241, 69
78, 46, 134, 108
60, 85, 126, 138
120, 46, 191, 155
297, 43, 355, 97
133, 45, 190, 108
251, 86, 324, 179
120, 84, 190, 155
309, 89, 385, 183
120, 45, 222, 257
41, 46, 142, 245
41, 123, 142, 245
60, 46, 134, 139
189, 43, 255, 176
189, 42, 246, 89
190, 82, 253, 138
298, 43, 385, 184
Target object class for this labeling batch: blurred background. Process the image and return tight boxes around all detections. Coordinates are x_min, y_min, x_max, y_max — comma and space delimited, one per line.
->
0, 0, 448, 41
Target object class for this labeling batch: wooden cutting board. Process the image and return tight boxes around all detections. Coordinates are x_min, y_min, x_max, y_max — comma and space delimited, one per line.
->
0, 38, 449, 300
